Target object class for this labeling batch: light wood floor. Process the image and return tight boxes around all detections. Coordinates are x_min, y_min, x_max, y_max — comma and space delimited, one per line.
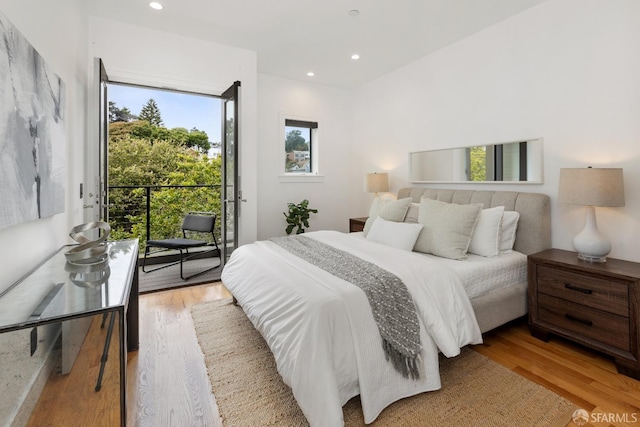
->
28, 282, 639, 426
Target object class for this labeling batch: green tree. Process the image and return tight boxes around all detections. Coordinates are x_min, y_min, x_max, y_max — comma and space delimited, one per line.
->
138, 98, 164, 127
187, 127, 211, 153
109, 101, 137, 123
108, 101, 119, 122
134, 153, 222, 246
109, 121, 154, 140
169, 127, 190, 145
469, 146, 487, 181
285, 129, 309, 152
109, 137, 183, 186
108, 122, 221, 249
110, 120, 210, 150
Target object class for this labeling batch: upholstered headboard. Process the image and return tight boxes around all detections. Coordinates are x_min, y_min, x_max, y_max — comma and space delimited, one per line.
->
397, 188, 551, 255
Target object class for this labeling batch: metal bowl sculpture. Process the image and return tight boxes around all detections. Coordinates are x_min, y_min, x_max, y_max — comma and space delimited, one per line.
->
64, 221, 111, 288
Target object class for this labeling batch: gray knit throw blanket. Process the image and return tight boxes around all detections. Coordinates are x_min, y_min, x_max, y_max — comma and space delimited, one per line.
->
270, 235, 422, 379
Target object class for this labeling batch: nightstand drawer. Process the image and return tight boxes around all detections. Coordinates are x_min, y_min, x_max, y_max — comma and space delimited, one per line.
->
537, 265, 629, 317
538, 294, 630, 352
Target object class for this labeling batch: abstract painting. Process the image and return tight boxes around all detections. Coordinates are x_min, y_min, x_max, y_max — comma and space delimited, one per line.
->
0, 10, 66, 230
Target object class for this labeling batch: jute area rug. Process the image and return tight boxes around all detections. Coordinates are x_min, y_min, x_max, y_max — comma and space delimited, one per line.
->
192, 299, 575, 426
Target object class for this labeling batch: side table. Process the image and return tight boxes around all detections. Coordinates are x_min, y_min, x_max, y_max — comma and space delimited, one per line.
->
0, 239, 139, 426
528, 248, 640, 379
349, 217, 368, 233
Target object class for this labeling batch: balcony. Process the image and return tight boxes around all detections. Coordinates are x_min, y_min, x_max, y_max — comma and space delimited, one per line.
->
108, 184, 223, 291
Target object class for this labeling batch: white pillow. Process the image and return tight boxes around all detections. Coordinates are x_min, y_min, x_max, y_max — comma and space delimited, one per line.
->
413, 198, 482, 260
468, 206, 505, 257
500, 211, 520, 253
363, 197, 412, 236
366, 217, 424, 251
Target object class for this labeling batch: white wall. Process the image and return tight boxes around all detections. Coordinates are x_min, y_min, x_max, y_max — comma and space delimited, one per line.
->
88, 16, 259, 245
352, 0, 640, 262
257, 74, 354, 239
0, 0, 89, 291
0, 1, 89, 423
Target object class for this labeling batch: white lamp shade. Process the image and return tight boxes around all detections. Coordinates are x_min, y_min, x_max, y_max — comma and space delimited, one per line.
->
365, 172, 389, 193
558, 168, 625, 207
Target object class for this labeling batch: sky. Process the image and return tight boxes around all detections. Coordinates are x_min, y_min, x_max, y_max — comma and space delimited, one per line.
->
108, 83, 222, 153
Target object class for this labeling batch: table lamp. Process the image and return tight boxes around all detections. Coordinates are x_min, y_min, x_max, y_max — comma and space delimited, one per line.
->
365, 172, 389, 197
558, 167, 625, 262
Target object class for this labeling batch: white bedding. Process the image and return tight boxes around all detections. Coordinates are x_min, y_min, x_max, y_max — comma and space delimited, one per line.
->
350, 231, 528, 300
221, 230, 482, 426
430, 251, 527, 299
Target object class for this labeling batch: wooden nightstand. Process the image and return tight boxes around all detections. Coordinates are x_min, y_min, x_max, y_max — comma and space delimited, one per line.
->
349, 217, 368, 233
528, 249, 640, 379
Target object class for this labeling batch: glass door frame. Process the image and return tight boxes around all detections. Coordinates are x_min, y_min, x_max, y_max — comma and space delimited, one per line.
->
220, 81, 240, 264
89, 57, 109, 225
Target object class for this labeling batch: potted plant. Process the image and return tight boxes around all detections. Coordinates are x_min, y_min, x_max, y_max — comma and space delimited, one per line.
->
283, 199, 318, 234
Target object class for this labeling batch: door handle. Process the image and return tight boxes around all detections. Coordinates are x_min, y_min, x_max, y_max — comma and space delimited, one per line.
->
83, 205, 94, 209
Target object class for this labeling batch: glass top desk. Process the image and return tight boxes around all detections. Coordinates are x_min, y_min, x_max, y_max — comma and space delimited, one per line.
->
0, 239, 139, 426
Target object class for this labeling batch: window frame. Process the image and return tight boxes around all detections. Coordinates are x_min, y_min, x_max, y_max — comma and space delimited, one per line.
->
279, 114, 323, 182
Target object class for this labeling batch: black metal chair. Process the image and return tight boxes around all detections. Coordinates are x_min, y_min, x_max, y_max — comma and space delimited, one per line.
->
142, 212, 221, 280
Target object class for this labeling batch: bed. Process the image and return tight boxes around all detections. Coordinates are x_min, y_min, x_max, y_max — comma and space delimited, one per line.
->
221, 188, 550, 427
397, 188, 551, 333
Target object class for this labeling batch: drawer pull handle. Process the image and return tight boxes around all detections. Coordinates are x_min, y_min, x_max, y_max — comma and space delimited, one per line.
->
565, 313, 593, 327
564, 283, 592, 294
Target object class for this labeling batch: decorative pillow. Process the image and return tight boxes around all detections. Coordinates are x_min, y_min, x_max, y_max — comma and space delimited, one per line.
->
403, 203, 420, 224
500, 211, 520, 253
414, 198, 482, 260
363, 197, 412, 236
468, 206, 505, 257
366, 217, 424, 251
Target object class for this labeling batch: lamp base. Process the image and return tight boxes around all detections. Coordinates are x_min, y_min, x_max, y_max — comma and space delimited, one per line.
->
577, 253, 607, 263
572, 206, 611, 264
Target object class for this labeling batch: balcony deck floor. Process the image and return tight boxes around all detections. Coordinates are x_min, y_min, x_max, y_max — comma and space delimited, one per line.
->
138, 257, 222, 293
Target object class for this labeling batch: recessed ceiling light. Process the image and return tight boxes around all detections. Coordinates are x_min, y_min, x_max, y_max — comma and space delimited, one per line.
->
348, 9, 360, 17
306, 72, 315, 77
149, 2, 163, 10
351, 54, 360, 60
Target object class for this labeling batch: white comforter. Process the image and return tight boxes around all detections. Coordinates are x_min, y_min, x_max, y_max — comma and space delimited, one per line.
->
221, 231, 482, 426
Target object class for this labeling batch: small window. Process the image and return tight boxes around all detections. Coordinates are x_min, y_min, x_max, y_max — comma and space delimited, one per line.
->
284, 119, 318, 174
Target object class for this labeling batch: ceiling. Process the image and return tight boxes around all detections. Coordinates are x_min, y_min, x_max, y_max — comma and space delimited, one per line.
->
87, 0, 547, 89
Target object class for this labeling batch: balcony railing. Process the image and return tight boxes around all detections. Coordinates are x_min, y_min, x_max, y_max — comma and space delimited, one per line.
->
108, 184, 222, 256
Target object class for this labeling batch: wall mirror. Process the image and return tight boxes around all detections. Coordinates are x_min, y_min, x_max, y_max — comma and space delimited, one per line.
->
410, 138, 543, 184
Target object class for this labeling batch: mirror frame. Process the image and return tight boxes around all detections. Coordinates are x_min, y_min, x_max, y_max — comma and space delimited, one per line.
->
409, 138, 543, 184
